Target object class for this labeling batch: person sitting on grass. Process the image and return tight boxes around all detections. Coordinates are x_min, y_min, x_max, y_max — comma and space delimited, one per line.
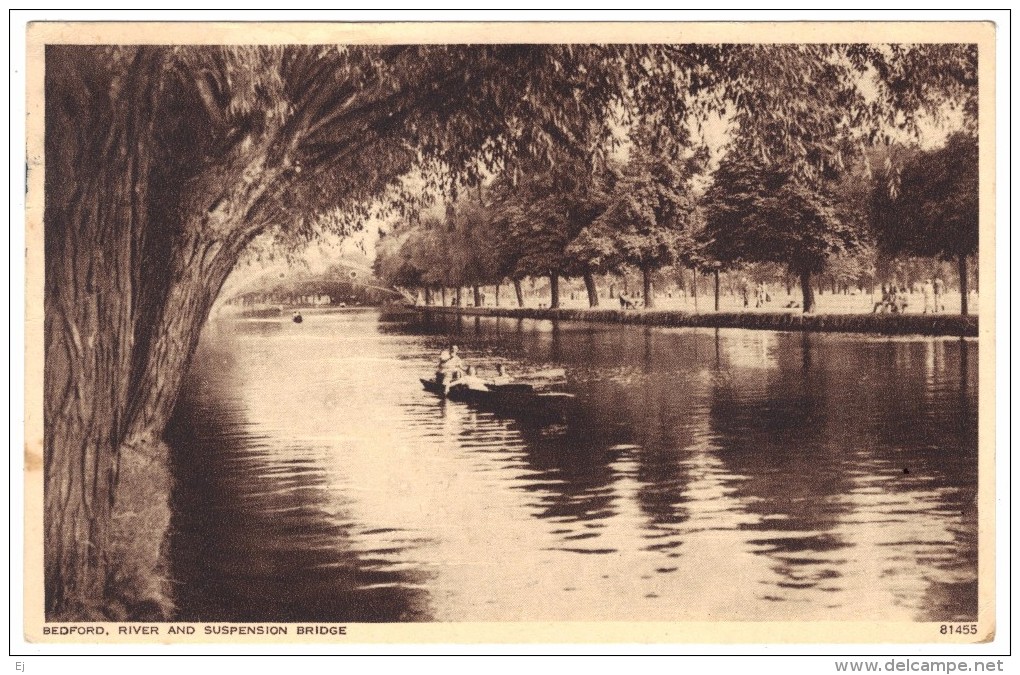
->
873, 284, 906, 314
873, 284, 891, 313
894, 286, 909, 314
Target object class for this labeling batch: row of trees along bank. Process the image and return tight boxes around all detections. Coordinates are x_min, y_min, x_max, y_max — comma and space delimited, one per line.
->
381, 255, 977, 314
45, 43, 976, 619
375, 130, 978, 316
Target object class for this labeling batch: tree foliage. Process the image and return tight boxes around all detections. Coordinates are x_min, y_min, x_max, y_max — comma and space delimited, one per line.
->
590, 126, 705, 266
373, 225, 428, 290
447, 197, 514, 288
870, 132, 978, 262
869, 132, 978, 313
375, 192, 517, 298
490, 151, 620, 282
701, 151, 870, 312
703, 157, 863, 275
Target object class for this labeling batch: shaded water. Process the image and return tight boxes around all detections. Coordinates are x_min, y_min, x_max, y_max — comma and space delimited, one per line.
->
168, 309, 978, 622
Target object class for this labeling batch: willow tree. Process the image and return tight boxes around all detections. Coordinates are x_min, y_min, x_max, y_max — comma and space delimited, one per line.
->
444, 196, 517, 306
374, 214, 469, 305
487, 171, 565, 309
44, 42, 978, 618
374, 224, 430, 300
44, 44, 629, 619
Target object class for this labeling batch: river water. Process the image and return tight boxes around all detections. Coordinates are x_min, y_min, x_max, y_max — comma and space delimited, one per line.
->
167, 308, 978, 623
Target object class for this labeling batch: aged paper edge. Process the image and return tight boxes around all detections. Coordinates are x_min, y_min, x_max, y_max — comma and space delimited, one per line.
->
22, 20, 998, 645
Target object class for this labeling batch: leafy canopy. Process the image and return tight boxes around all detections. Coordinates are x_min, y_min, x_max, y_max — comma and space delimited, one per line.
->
580, 123, 706, 273
702, 154, 865, 276
94, 42, 976, 251
870, 132, 978, 261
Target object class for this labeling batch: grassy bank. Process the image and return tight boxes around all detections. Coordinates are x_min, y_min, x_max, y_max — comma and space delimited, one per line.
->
417, 306, 978, 337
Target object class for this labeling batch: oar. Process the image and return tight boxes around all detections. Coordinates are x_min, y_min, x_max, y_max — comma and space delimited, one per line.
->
517, 367, 567, 381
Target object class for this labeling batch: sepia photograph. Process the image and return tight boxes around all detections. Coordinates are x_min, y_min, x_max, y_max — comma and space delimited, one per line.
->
20, 17, 999, 650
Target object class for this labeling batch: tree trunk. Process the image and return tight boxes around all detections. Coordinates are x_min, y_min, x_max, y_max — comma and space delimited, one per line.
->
958, 254, 969, 315
642, 267, 654, 309
46, 201, 135, 616
549, 274, 560, 309
455, 287, 462, 307
122, 234, 240, 444
583, 271, 599, 308
44, 46, 294, 618
473, 285, 481, 307
691, 268, 698, 312
48, 206, 251, 620
800, 270, 816, 313
713, 269, 721, 312
441, 287, 447, 306
513, 279, 524, 307
44, 47, 165, 618
494, 283, 501, 307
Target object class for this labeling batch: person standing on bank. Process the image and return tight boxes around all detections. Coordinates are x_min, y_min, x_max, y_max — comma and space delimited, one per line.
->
922, 279, 935, 314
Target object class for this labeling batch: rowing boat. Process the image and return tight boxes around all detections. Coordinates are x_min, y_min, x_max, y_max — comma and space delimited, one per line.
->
420, 377, 575, 419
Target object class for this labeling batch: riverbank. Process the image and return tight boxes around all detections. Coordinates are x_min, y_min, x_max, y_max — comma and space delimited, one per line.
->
416, 306, 978, 337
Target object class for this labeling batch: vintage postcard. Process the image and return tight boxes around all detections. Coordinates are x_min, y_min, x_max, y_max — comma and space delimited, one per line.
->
22, 19, 997, 647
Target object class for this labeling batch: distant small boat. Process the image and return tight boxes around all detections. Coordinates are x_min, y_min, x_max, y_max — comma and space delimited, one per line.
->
420, 377, 575, 419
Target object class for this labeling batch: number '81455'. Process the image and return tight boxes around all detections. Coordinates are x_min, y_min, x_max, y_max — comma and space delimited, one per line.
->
940, 624, 978, 635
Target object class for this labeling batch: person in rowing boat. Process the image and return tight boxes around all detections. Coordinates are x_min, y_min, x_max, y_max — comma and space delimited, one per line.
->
459, 365, 490, 391
488, 363, 512, 385
436, 344, 465, 390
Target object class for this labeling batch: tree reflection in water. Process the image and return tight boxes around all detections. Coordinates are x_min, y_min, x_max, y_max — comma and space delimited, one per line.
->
168, 310, 978, 622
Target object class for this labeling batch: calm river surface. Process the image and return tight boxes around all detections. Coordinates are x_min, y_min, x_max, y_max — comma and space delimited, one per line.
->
167, 309, 978, 623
